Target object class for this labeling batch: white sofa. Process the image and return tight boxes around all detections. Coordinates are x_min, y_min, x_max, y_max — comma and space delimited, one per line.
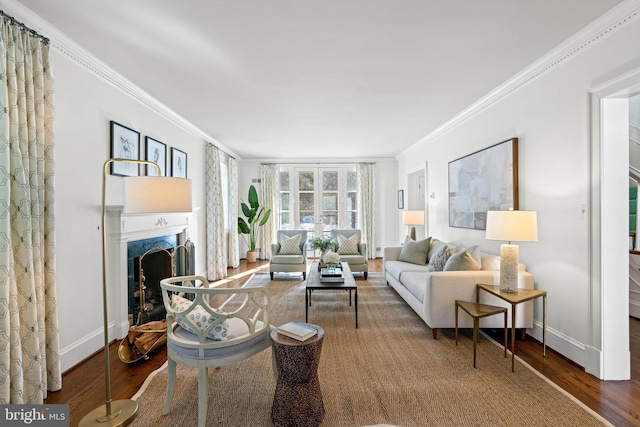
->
383, 239, 534, 339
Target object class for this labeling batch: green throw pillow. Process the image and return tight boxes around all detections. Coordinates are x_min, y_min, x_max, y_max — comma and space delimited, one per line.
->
398, 236, 431, 265
444, 247, 481, 271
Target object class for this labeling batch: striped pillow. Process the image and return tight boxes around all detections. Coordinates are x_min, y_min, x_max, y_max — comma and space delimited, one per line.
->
278, 233, 302, 255
337, 234, 360, 255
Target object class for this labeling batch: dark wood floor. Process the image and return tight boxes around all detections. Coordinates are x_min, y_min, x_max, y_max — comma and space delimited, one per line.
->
45, 259, 640, 426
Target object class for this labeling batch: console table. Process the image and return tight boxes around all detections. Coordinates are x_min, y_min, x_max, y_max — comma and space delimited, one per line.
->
476, 284, 547, 372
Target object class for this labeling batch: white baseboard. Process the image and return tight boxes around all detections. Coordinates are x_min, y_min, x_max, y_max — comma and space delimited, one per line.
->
527, 319, 587, 367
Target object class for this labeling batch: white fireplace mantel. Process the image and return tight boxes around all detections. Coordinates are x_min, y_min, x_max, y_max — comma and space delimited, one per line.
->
105, 205, 192, 339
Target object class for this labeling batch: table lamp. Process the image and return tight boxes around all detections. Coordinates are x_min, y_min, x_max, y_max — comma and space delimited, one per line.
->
79, 158, 192, 427
402, 210, 424, 240
485, 210, 538, 293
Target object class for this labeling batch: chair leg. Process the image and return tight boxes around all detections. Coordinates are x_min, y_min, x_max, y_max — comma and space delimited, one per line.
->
198, 363, 208, 427
364, 272, 368, 280
163, 359, 177, 415
270, 272, 274, 280
303, 271, 306, 280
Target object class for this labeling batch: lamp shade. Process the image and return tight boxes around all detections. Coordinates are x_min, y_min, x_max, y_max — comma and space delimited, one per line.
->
485, 210, 538, 242
124, 177, 192, 213
402, 210, 424, 226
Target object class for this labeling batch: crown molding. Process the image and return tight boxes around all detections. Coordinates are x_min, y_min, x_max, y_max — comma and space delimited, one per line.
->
0, 0, 238, 158
401, 0, 640, 157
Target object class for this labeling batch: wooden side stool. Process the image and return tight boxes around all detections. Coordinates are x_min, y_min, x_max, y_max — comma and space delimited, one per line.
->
455, 300, 508, 368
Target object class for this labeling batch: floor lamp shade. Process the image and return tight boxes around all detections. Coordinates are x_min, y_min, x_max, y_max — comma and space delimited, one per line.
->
124, 177, 192, 213
485, 210, 538, 293
402, 210, 424, 240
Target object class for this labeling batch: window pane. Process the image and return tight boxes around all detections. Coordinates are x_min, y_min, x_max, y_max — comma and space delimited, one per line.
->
299, 193, 314, 210
299, 212, 315, 229
299, 172, 314, 191
281, 193, 290, 210
323, 171, 338, 191
348, 212, 357, 229
323, 213, 338, 227
323, 193, 338, 210
347, 192, 356, 211
280, 213, 290, 229
280, 172, 290, 191
347, 171, 357, 191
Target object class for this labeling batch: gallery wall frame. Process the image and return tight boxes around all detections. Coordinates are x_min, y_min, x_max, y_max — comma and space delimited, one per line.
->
145, 136, 167, 176
110, 121, 140, 176
448, 138, 518, 230
171, 147, 187, 178
398, 190, 404, 209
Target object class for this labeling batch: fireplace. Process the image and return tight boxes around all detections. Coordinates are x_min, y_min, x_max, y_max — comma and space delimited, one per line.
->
105, 206, 192, 339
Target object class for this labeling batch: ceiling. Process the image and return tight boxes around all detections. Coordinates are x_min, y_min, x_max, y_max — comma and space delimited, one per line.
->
15, 0, 623, 160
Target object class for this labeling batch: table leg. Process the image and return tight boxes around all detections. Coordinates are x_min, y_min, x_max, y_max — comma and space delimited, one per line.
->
355, 288, 358, 329
543, 294, 547, 357
305, 289, 309, 323
349, 289, 352, 306
473, 317, 479, 368
511, 303, 516, 372
455, 303, 459, 346
503, 309, 507, 358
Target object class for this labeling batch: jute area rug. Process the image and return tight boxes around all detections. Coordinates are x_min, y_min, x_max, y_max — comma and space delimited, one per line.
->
131, 272, 610, 426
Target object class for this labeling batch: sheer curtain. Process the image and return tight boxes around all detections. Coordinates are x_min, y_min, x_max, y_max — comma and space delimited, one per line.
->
0, 16, 61, 403
227, 157, 239, 268
205, 144, 227, 280
357, 163, 376, 259
260, 164, 280, 259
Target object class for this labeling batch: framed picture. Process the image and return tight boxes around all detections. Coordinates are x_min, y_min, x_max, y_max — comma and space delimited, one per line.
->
171, 147, 187, 178
145, 136, 167, 176
110, 121, 140, 176
448, 138, 518, 230
398, 190, 404, 209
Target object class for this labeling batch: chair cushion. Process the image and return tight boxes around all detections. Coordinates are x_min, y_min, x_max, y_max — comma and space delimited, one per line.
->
271, 254, 305, 264
398, 236, 431, 265
278, 233, 302, 255
336, 233, 360, 255
171, 295, 230, 341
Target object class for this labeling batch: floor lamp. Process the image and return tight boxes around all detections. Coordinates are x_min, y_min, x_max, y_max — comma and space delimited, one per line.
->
485, 210, 538, 293
79, 159, 192, 427
402, 210, 424, 240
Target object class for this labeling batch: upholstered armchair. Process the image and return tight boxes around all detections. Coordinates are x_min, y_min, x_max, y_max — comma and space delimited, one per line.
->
270, 230, 308, 280
330, 229, 368, 279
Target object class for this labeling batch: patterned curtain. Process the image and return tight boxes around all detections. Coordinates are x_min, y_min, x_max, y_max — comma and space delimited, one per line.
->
260, 164, 280, 259
357, 163, 376, 259
227, 157, 239, 268
0, 17, 61, 403
205, 144, 227, 280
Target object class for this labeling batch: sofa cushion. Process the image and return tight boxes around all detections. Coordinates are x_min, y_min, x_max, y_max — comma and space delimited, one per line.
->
400, 271, 428, 302
278, 233, 302, 255
339, 254, 367, 265
385, 260, 430, 281
271, 254, 305, 264
427, 244, 458, 272
336, 233, 360, 255
398, 236, 431, 265
444, 247, 481, 271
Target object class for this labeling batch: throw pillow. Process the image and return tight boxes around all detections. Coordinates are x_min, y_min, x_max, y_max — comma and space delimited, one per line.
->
337, 234, 360, 255
278, 233, 302, 255
398, 236, 431, 265
444, 248, 481, 271
170, 295, 230, 341
427, 244, 458, 272
427, 238, 446, 263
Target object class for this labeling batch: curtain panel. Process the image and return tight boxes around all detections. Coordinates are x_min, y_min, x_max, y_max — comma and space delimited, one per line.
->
227, 157, 239, 268
0, 17, 61, 403
260, 164, 280, 259
357, 163, 376, 259
205, 145, 227, 280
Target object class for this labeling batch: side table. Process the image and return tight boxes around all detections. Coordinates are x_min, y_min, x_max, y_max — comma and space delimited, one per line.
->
455, 300, 507, 368
477, 284, 547, 372
271, 324, 325, 427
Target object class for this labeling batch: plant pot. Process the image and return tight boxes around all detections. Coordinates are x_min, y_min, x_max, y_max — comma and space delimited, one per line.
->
246, 251, 257, 263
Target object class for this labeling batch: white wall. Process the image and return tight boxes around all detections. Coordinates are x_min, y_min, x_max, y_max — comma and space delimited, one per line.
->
396, 14, 640, 368
237, 159, 398, 258
52, 49, 209, 371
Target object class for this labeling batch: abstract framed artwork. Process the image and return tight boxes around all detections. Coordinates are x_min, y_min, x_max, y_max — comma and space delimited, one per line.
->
448, 138, 518, 230
110, 121, 140, 176
171, 147, 187, 178
145, 136, 167, 176
398, 190, 404, 209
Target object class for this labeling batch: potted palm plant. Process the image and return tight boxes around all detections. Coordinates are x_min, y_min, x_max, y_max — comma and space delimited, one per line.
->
238, 185, 271, 262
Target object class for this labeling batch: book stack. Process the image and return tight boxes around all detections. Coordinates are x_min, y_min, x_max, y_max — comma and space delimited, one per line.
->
277, 321, 318, 342
320, 267, 344, 283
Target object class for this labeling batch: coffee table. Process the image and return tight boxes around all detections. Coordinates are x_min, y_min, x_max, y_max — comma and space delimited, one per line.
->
306, 262, 358, 328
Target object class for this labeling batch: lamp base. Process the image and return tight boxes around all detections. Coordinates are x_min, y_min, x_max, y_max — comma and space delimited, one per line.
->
499, 244, 519, 293
410, 226, 416, 241
79, 399, 138, 427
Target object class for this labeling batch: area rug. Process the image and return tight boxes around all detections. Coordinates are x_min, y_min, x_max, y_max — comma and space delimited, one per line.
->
130, 272, 611, 426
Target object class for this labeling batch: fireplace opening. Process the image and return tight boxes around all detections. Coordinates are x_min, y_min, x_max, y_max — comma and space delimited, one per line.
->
127, 235, 194, 326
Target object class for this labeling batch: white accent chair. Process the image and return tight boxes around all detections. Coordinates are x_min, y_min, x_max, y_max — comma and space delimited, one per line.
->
160, 275, 273, 427
270, 230, 308, 280
330, 229, 368, 279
